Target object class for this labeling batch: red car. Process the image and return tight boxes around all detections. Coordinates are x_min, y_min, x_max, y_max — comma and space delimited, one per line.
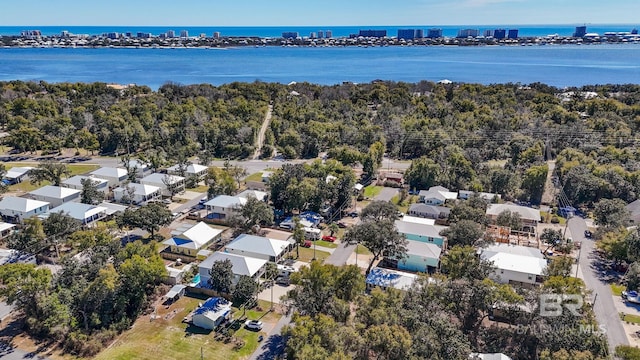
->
302, 240, 312, 248
322, 235, 336, 242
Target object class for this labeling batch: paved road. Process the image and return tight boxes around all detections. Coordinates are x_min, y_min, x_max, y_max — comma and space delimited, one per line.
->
570, 217, 628, 353
253, 105, 273, 160
248, 312, 292, 360
0, 343, 49, 360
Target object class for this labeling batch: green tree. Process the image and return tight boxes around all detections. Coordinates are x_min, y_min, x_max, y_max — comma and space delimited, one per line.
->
404, 157, 440, 190
344, 220, 407, 275
80, 178, 105, 205
42, 212, 81, 258
441, 245, 494, 280
30, 161, 70, 186
363, 324, 412, 360
206, 167, 237, 198
616, 345, 640, 360
0, 264, 52, 327
208, 259, 234, 294
360, 200, 399, 222
593, 198, 629, 230
544, 256, 574, 277
233, 275, 258, 306
439, 220, 484, 247
0, 164, 7, 195
7, 217, 46, 254
292, 217, 306, 259
449, 194, 488, 224
230, 196, 273, 233
496, 210, 523, 231
117, 202, 173, 239
521, 164, 548, 204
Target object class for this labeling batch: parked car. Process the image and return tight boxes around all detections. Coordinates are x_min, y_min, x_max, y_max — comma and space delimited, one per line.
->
322, 235, 336, 242
584, 230, 592, 238
302, 240, 312, 248
337, 222, 347, 228
245, 320, 263, 331
275, 276, 291, 286
162, 199, 172, 205
348, 211, 358, 218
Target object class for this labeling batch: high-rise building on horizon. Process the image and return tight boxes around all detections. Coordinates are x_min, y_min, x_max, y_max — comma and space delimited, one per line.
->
282, 32, 299, 39
427, 28, 442, 38
508, 29, 519, 39
213, 32, 221, 39
574, 26, 587, 37
457, 29, 479, 38
318, 30, 324, 39
397, 29, 417, 40
359, 29, 386, 38
326, 30, 333, 38
180, 30, 189, 38
166, 30, 175, 38
493, 29, 506, 39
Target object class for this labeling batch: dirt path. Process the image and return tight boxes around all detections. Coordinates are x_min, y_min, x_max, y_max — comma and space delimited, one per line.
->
541, 160, 556, 205
253, 105, 273, 160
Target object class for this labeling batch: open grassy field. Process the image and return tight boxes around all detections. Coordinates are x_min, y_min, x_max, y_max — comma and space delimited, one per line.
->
355, 244, 372, 255
315, 239, 338, 249
244, 172, 263, 182
621, 313, 640, 325
363, 185, 383, 198
94, 297, 279, 360
296, 247, 330, 263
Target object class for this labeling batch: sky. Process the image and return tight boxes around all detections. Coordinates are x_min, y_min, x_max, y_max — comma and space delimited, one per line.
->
2, 0, 639, 26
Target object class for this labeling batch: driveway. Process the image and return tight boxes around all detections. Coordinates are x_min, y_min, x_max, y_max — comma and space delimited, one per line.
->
375, 187, 399, 202
570, 217, 629, 353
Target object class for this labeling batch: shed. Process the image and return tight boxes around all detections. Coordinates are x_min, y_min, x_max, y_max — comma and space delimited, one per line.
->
164, 284, 187, 302
192, 297, 232, 330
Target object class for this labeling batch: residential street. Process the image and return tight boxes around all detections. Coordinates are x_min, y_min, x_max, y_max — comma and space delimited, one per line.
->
248, 311, 292, 360
0, 343, 49, 360
570, 216, 628, 354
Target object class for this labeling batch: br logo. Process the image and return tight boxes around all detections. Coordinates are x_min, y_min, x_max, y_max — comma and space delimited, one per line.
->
539, 294, 583, 317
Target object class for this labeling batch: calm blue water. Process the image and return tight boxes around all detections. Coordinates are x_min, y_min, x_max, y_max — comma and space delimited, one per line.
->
0, 25, 637, 38
1, 45, 639, 89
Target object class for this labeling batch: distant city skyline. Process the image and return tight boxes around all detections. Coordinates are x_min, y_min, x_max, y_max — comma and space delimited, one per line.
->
3, 0, 639, 27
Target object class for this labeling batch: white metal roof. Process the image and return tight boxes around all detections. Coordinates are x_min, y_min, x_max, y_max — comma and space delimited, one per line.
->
199, 252, 267, 277
486, 203, 541, 221
236, 189, 268, 201
114, 182, 160, 196
29, 185, 80, 199
406, 239, 441, 259
0, 222, 16, 232
98, 202, 128, 215
225, 234, 290, 257
204, 195, 247, 209
163, 222, 222, 250
141, 172, 185, 185
0, 196, 50, 212
62, 175, 108, 187
401, 215, 436, 225
481, 243, 546, 276
90, 167, 128, 178
5, 166, 33, 179
167, 163, 208, 174
395, 219, 447, 239
49, 202, 107, 221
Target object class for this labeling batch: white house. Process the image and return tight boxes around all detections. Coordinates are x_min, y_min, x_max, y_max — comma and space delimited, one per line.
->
407, 203, 450, 220
62, 175, 109, 193
29, 185, 81, 208
167, 163, 209, 180
113, 182, 161, 204
0, 222, 16, 239
162, 221, 223, 257
224, 234, 293, 262
236, 189, 268, 202
418, 186, 458, 205
199, 252, 267, 286
192, 297, 232, 330
90, 167, 128, 187
3, 166, 33, 184
123, 159, 150, 178
204, 195, 247, 221
48, 202, 108, 225
0, 197, 50, 222
470, 353, 513, 360
140, 173, 185, 197
480, 243, 547, 286
458, 190, 501, 202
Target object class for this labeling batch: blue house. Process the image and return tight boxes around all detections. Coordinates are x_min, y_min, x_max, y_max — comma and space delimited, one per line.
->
396, 240, 441, 273
394, 219, 448, 249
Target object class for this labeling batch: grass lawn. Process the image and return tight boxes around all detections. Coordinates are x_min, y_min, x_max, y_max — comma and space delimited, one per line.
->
363, 185, 383, 198
187, 184, 209, 193
315, 240, 338, 249
621, 313, 640, 325
355, 244, 372, 255
611, 284, 626, 296
94, 297, 279, 360
244, 172, 263, 182
296, 247, 330, 263
5, 163, 100, 193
